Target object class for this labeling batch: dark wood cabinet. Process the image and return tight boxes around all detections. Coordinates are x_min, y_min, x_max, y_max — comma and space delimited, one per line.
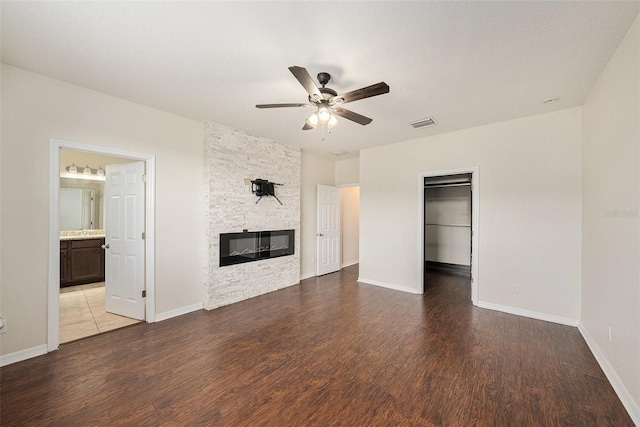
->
60, 241, 70, 285
59, 238, 105, 287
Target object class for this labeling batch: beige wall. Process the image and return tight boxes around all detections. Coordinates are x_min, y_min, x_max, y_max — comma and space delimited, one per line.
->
341, 186, 360, 267
360, 107, 583, 321
300, 152, 335, 279
335, 157, 359, 186
582, 14, 640, 418
0, 65, 205, 356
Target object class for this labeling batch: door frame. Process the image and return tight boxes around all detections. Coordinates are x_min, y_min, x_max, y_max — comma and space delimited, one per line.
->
418, 167, 479, 304
48, 138, 156, 351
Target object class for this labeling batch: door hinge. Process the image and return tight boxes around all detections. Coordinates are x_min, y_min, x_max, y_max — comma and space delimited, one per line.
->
142, 290, 146, 298
142, 174, 147, 183
142, 231, 146, 240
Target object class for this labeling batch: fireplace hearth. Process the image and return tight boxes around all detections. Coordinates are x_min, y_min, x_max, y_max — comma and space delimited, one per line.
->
220, 229, 294, 267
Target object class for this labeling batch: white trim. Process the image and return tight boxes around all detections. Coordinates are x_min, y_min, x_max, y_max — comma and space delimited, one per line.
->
342, 259, 359, 268
578, 324, 640, 425
49, 143, 61, 351
155, 303, 204, 322
300, 272, 316, 281
477, 301, 579, 326
49, 139, 156, 353
336, 182, 359, 188
0, 345, 48, 367
418, 167, 479, 305
358, 277, 421, 295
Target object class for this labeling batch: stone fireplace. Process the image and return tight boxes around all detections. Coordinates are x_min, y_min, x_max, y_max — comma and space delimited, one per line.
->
204, 122, 301, 310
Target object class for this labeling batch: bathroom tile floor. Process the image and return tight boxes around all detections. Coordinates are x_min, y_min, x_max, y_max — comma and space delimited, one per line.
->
60, 282, 141, 343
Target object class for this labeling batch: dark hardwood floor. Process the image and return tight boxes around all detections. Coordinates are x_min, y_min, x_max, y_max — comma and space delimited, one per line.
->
1, 265, 632, 426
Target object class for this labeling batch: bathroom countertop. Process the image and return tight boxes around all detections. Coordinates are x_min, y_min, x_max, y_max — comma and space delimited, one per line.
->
60, 230, 106, 241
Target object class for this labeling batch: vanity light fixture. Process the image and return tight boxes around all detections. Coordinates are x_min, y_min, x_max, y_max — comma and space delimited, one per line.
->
61, 164, 105, 181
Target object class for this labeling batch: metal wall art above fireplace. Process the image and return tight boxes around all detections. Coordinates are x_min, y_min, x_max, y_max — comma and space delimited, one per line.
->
219, 229, 295, 267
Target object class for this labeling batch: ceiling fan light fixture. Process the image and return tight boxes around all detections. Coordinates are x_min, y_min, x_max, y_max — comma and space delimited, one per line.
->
257, 66, 390, 138
328, 114, 338, 129
307, 112, 319, 128
318, 106, 331, 124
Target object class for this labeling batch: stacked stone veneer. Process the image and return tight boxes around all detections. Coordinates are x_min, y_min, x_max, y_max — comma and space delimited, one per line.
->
204, 122, 301, 310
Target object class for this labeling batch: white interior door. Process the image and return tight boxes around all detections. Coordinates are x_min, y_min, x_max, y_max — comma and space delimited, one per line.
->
104, 161, 145, 320
317, 185, 341, 276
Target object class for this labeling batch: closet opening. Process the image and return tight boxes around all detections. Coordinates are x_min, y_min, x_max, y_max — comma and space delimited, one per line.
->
424, 173, 473, 294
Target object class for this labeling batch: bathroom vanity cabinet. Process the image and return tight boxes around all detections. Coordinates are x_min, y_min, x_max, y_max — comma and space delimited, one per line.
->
60, 238, 105, 287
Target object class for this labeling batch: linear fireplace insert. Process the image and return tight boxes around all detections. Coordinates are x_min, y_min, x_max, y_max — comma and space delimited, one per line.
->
219, 229, 295, 267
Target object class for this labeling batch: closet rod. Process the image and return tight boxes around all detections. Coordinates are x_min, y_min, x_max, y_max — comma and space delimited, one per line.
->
424, 182, 471, 189
425, 223, 471, 227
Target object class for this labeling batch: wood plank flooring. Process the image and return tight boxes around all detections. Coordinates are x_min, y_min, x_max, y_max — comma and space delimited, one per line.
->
1, 265, 632, 426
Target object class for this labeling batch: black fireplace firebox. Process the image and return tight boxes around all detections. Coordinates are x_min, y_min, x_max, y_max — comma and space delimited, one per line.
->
219, 229, 295, 267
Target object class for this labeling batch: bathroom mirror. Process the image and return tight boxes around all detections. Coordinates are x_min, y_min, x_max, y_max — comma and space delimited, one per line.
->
60, 177, 105, 230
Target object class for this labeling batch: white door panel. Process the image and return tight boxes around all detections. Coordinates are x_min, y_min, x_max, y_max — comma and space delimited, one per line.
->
104, 161, 145, 320
317, 185, 341, 276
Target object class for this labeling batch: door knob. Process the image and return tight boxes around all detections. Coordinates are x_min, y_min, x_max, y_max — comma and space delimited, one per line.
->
101, 243, 110, 249
317, 233, 324, 237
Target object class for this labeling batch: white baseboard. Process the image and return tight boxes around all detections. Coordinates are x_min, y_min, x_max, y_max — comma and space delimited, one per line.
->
357, 277, 420, 294
477, 301, 579, 326
342, 259, 359, 268
155, 302, 203, 322
579, 323, 640, 425
0, 344, 48, 367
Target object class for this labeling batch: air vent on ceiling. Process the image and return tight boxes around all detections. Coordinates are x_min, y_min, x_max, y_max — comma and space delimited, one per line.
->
409, 117, 437, 129
330, 150, 349, 156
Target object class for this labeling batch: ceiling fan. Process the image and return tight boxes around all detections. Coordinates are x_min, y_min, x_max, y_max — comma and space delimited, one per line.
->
256, 66, 390, 131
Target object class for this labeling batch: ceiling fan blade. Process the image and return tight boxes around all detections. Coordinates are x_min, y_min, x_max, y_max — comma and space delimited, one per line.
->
332, 107, 373, 126
288, 66, 322, 97
336, 82, 389, 104
256, 103, 312, 109
302, 122, 314, 130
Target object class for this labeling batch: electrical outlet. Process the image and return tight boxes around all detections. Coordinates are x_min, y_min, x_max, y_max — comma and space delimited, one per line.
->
511, 286, 519, 294
0, 317, 6, 334
608, 326, 612, 342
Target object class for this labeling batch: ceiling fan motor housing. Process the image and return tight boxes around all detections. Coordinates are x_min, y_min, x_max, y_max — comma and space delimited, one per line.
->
317, 72, 331, 86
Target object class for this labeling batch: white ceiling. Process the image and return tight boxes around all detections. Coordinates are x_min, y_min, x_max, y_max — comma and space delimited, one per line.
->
2, 1, 638, 156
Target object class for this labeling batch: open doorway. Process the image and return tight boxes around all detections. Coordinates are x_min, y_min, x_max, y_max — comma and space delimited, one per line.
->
47, 139, 155, 351
315, 184, 360, 277
420, 169, 479, 304
58, 149, 143, 343
341, 186, 359, 269
424, 174, 472, 276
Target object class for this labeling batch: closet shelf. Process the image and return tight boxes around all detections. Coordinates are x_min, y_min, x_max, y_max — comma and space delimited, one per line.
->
425, 223, 471, 227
